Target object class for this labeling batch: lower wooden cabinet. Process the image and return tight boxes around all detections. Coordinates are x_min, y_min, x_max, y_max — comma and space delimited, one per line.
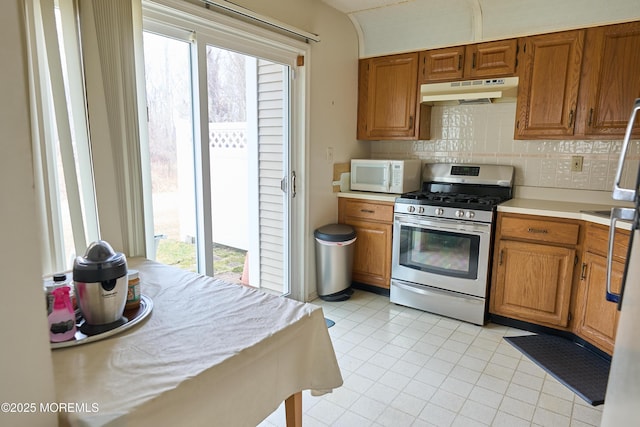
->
574, 251, 622, 354
338, 198, 394, 289
491, 239, 575, 327
572, 223, 629, 354
491, 213, 630, 355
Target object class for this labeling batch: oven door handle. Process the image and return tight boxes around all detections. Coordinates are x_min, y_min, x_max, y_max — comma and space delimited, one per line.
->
394, 216, 491, 235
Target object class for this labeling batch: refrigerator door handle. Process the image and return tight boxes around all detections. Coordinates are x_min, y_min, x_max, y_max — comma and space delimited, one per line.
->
607, 207, 636, 303
613, 98, 640, 201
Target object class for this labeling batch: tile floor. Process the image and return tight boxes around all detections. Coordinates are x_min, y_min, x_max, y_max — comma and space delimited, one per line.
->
259, 290, 604, 427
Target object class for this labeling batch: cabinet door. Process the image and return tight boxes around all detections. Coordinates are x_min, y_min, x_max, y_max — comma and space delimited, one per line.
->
345, 219, 392, 289
575, 252, 622, 354
515, 30, 585, 139
491, 239, 575, 327
419, 46, 465, 83
358, 53, 418, 140
464, 39, 518, 78
577, 21, 640, 138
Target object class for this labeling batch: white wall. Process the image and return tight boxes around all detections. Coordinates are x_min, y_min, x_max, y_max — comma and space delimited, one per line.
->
0, 1, 58, 426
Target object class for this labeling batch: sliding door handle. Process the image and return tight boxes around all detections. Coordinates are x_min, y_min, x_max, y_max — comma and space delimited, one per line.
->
291, 171, 296, 199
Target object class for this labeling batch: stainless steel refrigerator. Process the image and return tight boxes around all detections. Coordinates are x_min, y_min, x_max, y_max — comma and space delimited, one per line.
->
601, 98, 640, 426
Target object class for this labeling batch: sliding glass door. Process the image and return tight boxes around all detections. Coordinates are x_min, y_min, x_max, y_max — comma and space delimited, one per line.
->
141, 18, 295, 296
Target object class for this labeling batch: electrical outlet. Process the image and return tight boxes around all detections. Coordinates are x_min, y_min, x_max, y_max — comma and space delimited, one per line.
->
571, 156, 583, 172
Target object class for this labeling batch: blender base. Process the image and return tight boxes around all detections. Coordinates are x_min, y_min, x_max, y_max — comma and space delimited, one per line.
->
80, 317, 128, 336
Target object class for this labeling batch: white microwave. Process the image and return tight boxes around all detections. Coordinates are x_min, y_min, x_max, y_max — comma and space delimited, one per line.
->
350, 159, 422, 194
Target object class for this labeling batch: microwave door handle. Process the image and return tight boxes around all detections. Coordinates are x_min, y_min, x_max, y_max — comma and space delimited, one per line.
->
613, 98, 640, 201
385, 164, 391, 192
606, 207, 636, 304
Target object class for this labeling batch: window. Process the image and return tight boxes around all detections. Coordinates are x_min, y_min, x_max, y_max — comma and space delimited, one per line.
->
25, 0, 99, 274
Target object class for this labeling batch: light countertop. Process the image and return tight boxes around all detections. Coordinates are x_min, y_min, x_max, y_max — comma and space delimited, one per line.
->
337, 190, 399, 203
499, 198, 634, 230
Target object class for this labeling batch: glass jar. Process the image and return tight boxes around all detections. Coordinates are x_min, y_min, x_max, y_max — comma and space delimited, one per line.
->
125, 270, 141, 311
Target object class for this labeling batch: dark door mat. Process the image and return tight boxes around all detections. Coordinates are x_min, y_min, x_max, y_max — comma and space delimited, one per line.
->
504, 334, 610, 406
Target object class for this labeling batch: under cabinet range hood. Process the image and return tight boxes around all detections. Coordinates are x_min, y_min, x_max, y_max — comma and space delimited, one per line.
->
420, 77, 519, 105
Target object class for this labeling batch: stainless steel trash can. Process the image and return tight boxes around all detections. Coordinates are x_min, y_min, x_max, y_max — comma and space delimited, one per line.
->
314, 224, 357, 301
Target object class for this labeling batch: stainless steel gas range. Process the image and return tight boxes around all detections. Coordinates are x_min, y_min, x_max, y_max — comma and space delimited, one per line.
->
390, 163, 514, 325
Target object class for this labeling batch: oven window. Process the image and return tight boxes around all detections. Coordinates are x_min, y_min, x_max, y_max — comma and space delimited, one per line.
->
398, 225, 480, 279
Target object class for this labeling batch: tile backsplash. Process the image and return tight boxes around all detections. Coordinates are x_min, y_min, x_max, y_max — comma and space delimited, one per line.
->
370, 103, 640, 191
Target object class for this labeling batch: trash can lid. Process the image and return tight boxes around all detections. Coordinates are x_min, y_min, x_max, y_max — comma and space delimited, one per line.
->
314, 224, 356, 242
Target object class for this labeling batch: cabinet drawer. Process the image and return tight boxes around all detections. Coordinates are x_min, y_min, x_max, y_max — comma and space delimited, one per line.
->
343, 200, 393, 222
500, 216, 579, 245
585, 223, 630, 260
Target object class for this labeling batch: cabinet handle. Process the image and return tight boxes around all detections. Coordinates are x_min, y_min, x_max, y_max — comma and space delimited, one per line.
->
499, 249, 504, 266
360, 209, 375, 214
580, 262, 587, 280
409, 116, 414, 129
457, 55, 462, 70
527, 227, 548, 234
569, 109, 575, 127
588, 108, 594, 126
472, 52, 477, 69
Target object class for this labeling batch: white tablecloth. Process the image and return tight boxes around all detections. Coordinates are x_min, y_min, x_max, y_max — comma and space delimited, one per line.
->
52, 258, 343, 427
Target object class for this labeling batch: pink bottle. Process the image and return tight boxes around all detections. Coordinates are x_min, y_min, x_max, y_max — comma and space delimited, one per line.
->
48, 287, 77, 342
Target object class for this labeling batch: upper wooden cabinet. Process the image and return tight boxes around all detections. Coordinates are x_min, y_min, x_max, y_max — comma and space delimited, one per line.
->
419, 39, 518, 83
515, 30, 585, 139
420, 46, 465, 82
575, 21, 640, 138
358, 53, 428, 140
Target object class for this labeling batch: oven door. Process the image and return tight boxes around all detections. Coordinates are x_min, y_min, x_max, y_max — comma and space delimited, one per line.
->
392, 213, 492, 297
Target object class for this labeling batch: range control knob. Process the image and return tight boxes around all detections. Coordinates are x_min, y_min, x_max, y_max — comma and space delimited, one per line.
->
435, 208, 444, 216
455, 210, 465, 218
407, 206, 415, 213
465, 211, 475, 219
418, 206, 425, 214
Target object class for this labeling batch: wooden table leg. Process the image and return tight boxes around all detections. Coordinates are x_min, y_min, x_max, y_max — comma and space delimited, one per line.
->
285, 391, 302, 427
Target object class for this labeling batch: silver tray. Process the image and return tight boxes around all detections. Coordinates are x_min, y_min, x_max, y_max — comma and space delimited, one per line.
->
51, 294, 153, 349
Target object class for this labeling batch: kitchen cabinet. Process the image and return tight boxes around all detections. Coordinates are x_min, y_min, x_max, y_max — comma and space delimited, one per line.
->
574, 223, 629, 354
490, 213, 580, 328
515, 30, 585, 139
575, 21, 640, 138
357, 53, 431, 140
419, 39, 518, 83
338, 198, 394, 289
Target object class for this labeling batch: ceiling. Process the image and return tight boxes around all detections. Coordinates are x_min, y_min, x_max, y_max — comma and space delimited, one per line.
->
320, 0, 409, 14
319, 0, 640, 58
